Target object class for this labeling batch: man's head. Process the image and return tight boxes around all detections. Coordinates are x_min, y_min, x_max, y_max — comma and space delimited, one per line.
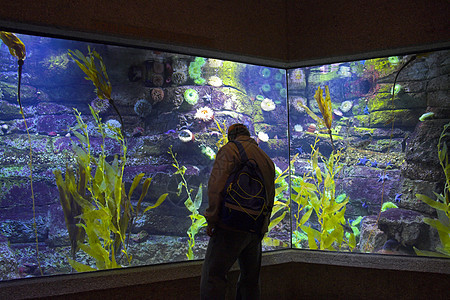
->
227, 123, 250, 141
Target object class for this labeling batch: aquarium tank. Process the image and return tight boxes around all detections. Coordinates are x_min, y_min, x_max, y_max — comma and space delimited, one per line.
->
0, 31, 448, 281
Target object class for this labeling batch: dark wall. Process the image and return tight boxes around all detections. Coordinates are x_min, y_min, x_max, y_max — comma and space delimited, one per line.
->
1, 1, 448, 64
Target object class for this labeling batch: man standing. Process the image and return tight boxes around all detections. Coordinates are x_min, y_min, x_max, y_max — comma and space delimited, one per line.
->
200, 123, 275, 300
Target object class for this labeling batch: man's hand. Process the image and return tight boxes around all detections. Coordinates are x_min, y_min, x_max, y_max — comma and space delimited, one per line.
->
206, 225, 215, 237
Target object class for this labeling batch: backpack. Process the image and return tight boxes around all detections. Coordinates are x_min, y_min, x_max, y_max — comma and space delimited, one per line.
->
220, 140, 268, 233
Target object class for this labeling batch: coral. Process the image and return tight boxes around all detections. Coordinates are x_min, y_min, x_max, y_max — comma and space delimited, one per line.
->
178, 129, 194, 142
171, 71, 187, 85
340, 100, 353, 113
134, 99, 152, 117
257, 131, 269, 142
90, 97, 110, 113
194, 106, 214, 122
152, 74, 164, 87
261, 98, 276, 111
208, 76, 223, 87
184, 89, 199, 105
151, 88, 165, 103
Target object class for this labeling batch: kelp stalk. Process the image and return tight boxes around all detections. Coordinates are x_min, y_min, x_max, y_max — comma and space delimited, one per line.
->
0, 32, 43, 275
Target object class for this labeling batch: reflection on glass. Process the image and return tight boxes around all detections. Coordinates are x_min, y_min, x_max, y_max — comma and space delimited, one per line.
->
288, 52, 450, 258
0, 32, 289, 280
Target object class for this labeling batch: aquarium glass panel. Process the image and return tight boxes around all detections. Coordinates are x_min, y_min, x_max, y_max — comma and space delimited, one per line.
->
0, 32, 289, 281
288, 51, 450, 257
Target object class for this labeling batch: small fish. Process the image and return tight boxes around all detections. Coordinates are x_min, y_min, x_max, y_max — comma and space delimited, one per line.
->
419, 112, 434, 121
364, 106, 369, 115
394, 193, 402, 203
362, 201, 368, 209
164, 129, 176, 134
378, 173, 390, 182
296, 146, 303, 154
371, 160, 378, 168
357, 156, 369, 165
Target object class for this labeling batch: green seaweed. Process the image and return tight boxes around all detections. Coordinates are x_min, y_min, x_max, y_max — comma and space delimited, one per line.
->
168, 146, 207, 260
381, 201, 398, 212
292, 137, 355, 251
53, 107, 167, 271
414, 122, 450, 258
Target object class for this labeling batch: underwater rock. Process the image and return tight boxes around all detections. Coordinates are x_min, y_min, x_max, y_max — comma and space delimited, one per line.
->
397, 178, 440, 216
35, 114, 77, 134
378, 208, 439, 251
0, 239, 19, 280
359, 215, 387, 253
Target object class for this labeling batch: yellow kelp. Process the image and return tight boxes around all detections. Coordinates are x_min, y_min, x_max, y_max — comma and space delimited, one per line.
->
314, 86, 335, 151
0, 31, 26, 61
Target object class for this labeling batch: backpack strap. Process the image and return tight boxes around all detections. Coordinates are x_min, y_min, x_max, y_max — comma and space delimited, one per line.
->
229, 140, 249, 162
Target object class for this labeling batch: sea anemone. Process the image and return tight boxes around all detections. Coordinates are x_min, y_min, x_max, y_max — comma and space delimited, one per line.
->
288, 69, 306, 87
257, 131, 269, 142
184, 88, 199, 105
261, 84, 271, 93
90, 97, 110, 113
208, 58, 223, 68
134, 99, 152, 117
291, 96, 306, 112
105, 119, 122, 137
294, 124, 303, 132
152, 74, 164, 87
151, 88, 165, 103
340, 100, 353, 113
260, 68, 271, 78
178, 129, 194, 142
306, 123, 316, 133
194, 106, 214, 122
172, 59, 188, 72
173, 88, 184, 107
172, 71, 187, 85
261, 98, 276, 111
153, 61, 164, 74
208, 76, 223, 87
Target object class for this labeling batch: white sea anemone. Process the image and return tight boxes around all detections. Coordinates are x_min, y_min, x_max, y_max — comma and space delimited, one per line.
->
208, 58, 223, 68
340, 100, 353, 113
178, 129, 194, 142
194, 106, 214, 122
105, 119, 122, 137
208, 76, 223, 87
261, 98, 276, 111
294, 124, 303, 132
257, 131, 269, 142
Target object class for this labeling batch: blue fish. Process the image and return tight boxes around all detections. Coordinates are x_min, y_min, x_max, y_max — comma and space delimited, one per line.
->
364, 105, 369, 115
394, 193, 402, 203
378, 173, 390, 182
296, 146, 303, 154
386, 161, 392, 168
371, 160, 378, 168
357, 156, 369, 165
362, 201, 368, 209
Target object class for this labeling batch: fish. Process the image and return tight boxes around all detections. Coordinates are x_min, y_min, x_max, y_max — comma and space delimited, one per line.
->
357, 156, 369, 165
419, 112, 434, 121
164, 129, 176, 135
